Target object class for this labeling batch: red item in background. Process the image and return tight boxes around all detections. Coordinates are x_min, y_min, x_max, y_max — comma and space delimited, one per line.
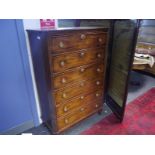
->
40, 19, 55, 29
81, 87, 155, 135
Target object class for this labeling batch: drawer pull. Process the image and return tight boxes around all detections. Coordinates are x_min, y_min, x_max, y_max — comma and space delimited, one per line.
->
59, 41, 64, 48
96, 93, 100, 97
96, 81, 100, 85
97, 68, 101, 72
80, 68, 85, 72
97, 53, 101, 58
61, 78, 66, 84
80, 82, 85, 87
60, 61, 65, 67
80, 34, 86, 40
62, 93, 67, 98
95, 104, 99, 108
80, 52, 85, 57
80, 95, 84, 99
64, 119, 69, 124
63, 106, 68, 112
80, 107, 85, 111
98, 38, 102, 43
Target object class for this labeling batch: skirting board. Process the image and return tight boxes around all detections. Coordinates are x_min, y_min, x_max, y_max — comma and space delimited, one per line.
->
1, 120, 34, 135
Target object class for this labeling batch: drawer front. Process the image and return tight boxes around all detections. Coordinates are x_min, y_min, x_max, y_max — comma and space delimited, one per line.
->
53, 63, 104, 89
51, 48, 105, 73
57, 99, 103, 131
53, 78, 104, 104
48, 31, 107, 53
56, 89, 103, 117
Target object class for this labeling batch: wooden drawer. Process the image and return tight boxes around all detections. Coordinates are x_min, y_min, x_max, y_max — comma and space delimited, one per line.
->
57, 99, 103, 131
56, 89, 103, 117
53, 63, 104, 90
48, 31, 107, 53
53, 78, 104, 104
50, 47, 105, 73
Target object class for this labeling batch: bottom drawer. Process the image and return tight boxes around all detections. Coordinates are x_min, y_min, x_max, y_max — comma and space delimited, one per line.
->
57, 99, 103, 132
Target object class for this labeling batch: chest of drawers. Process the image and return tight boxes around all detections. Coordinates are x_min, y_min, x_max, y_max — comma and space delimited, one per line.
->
28, 27, 109, 134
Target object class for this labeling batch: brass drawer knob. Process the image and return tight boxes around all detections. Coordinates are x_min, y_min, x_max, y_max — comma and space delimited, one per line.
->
59, 41, 64, 48
80, 82, 85, 87
80, 95, 84, 99
80, 34, 86, 40
80, 107, 85, 111
97, 68, 101, 72
63, 106, 68, 112
97, 53, 101, 58
98, 38, 102, 43
80, 68, 85, 72
96, 81, 100, 85
96, 93, 100, 97
95, 104, 99, 108
80, 52, 85, 57
64, 119, 69, 124
61, 78, 66, 84
62, 93, 67, 98
148, 47, 152, 50
60, 61, 65, 67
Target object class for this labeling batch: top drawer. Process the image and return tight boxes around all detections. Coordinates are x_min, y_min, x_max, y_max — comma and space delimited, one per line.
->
48, 31, 107, 53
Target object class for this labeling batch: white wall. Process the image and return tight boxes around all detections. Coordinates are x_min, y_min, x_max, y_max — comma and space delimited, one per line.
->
23, 19, 40, 29
23, 19, 42, 124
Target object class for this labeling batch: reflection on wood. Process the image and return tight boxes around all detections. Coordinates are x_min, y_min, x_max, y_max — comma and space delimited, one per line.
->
108, 67, 127, 107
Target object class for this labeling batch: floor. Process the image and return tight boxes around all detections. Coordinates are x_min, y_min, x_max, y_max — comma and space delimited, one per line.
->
21, 71, 155, 135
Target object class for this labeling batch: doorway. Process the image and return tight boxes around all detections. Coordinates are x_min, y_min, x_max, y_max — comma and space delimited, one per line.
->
127, 19, 155, 103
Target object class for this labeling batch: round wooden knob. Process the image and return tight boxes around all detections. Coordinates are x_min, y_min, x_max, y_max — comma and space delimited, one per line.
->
97, 68, 101, 72
96, 81, 100, 85
80, 52, 85, 57
80, 95, 84, 99
97, 53, 101, 58
65, 119, 69, 124
80, 107, 85, 111
80, 68, 85, 72
63, 106, 68, 112
96, 93, 100, 97
59, 41, 64, 48
80, 34, 86, 40
61, 78, 66, 84
60, 61, 65, 67
80, 82, 85, 87
95, 104, 98, 108
98, 38, 102, 42
62, 93, 67, 98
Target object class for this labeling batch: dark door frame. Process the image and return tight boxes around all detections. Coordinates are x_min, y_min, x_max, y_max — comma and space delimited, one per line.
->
105, 19, 141, 121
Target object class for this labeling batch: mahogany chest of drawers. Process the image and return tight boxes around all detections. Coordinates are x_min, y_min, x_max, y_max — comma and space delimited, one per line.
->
27, 27, 109, 134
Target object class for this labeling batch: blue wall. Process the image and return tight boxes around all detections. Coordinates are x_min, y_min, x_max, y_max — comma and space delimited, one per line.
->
0, 20, 39, 134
